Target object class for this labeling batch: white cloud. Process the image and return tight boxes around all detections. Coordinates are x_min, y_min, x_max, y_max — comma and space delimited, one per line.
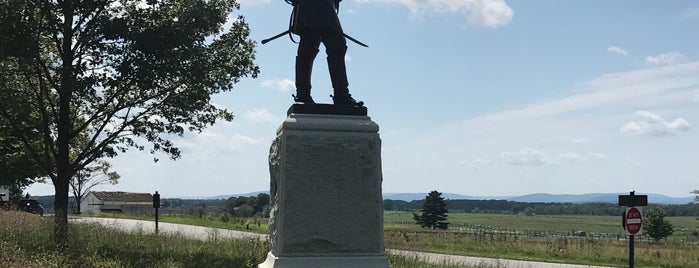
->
177, 130, 265, 156
499, 149, 606, 166
607, 46, 628, 56
645, 52, 688, 66
382, 62, 699, 196
355, 0, 514, 28
261, 79, 295, 92
460, 158, 491, 168
500, 147, 552, 166
620, 111, 691, 136
626, 158, 643, 167
570, 138, 588, 144
557, 152, 586, 162
243, 108, 281, 124
472, 61, 699, 122
555, 152, 606, 162
587, 152, 608, 159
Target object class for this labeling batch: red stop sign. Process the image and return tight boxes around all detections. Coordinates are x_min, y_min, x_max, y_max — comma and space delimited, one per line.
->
625, 207, 643, 235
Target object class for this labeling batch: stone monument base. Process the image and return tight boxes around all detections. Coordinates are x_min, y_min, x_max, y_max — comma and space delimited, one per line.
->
259, 109, 390, 268
259, 252, 390, 268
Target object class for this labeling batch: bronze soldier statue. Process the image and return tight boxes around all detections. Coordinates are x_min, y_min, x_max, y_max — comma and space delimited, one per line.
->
290, 0, 363, 106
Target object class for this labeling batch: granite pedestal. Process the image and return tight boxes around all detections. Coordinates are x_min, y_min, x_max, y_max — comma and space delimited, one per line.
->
259, 106, 390, 268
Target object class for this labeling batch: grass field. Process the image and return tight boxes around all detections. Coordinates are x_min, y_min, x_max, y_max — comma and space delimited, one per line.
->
386, 211, 623, 233
1, 211, 268, 267
75, 211, 699, 267
1, 211, 480, 268
386, 211, 699, 241
383, 211, 699, 267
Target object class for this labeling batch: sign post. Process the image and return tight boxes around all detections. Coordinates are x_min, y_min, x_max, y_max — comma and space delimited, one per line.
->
153, 191, 161, 234
618, 190, 647, 268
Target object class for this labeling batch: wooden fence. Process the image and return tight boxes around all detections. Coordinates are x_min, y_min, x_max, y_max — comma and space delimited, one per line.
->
385, 220, 666, 242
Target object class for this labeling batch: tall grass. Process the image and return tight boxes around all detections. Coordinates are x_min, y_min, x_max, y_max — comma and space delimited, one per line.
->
1, 211, 268, 267
384, 228, 699, 268
2, 211, 486, 268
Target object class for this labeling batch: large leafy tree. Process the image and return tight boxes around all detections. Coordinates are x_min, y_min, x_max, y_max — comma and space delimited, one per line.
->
413, 190, 449, 230
0, 66, 47, 188
643, 207, 674, 241
0, 0, 258, 246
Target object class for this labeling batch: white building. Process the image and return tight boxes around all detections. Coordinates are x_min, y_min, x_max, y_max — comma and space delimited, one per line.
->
80, 191, 153, 215
0, 185, 8, 200
0, 186, 11, 210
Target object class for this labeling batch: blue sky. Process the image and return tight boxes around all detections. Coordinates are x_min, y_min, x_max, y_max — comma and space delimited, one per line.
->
30, 0, 699, 198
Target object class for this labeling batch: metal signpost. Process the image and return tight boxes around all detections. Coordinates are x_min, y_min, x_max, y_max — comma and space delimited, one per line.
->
153, 191, 161, 234
618, 190, 648, 268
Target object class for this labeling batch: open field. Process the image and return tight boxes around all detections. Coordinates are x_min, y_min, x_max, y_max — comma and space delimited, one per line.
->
384, 212, 699, 267
88, 211, 699, 240
1, 211, 474, 268
74, 211, 699, 267
384, 228, 699, 268
386, 211, 699, 241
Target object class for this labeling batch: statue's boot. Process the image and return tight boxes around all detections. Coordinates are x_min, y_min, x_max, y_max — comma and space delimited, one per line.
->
328, 51, 364, 106
293, 50, 318, 104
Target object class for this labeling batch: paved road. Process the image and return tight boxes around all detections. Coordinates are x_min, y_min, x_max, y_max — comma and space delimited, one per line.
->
72, 217, 616, 268
72, 217, 265, 241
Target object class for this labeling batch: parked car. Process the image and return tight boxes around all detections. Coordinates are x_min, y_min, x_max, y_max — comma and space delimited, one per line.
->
18, 199, 44, 216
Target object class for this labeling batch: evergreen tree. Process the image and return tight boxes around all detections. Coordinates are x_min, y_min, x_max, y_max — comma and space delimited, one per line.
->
643, 207, 674, 241
413, 190, 449, 229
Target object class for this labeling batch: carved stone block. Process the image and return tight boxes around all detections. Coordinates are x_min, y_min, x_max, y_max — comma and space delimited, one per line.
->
260, 113, 390, 268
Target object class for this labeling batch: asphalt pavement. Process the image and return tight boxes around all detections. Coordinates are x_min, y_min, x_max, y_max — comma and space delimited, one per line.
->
71, 217, 616, 268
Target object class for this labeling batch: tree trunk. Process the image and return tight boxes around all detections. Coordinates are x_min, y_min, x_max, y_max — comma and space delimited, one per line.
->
53, 178, 70, 249
55, 0, 75, 249
75, 195, 81, 214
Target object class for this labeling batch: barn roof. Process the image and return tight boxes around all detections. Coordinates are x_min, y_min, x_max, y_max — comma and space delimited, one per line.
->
91, 191, 152, 202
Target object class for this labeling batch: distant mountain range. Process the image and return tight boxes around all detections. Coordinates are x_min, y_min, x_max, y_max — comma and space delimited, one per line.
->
178, 191, 695, 205
180, 191, 268, 200
382, 192, 696, 205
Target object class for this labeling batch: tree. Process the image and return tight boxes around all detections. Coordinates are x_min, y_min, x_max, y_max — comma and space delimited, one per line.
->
0, 79, 47, 188
70, 160, 120, 213
0, 0, 258, 247
413, 190, 449, 229
225, 193, 270, 217
236, 204, 254, 217
643, 207, 674, 241
253, 193, 270, 215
